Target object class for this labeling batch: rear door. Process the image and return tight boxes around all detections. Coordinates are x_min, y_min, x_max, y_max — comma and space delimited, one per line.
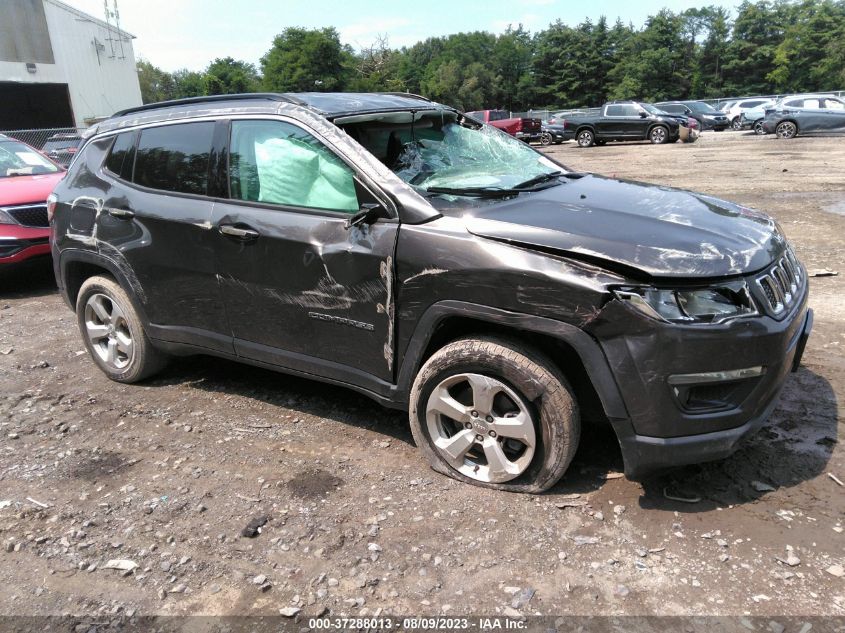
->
211, 117, 399, 382
94, 122, 231, 353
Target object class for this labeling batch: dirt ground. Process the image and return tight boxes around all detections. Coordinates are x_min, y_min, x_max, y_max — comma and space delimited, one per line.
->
0, 131, 843, 623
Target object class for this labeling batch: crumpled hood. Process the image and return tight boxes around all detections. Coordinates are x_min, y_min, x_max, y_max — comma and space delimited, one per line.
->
464, 174, 785, 278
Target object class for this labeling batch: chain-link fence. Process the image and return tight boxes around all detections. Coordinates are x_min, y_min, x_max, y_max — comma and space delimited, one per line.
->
0, 127, 87, 167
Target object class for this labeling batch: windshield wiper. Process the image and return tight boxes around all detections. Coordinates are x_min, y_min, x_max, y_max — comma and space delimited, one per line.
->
424, 186, 519, 198
513, 171, 563, 189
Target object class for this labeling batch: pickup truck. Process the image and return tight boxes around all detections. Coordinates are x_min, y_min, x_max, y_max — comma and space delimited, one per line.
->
465, 109, 542, 142
562, 101, 681, 147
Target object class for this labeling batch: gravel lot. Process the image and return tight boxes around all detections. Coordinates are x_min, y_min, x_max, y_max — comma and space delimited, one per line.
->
0, 131, 843, 622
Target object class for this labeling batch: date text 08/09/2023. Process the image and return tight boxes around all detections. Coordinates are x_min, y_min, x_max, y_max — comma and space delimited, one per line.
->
306, 616, 527, 630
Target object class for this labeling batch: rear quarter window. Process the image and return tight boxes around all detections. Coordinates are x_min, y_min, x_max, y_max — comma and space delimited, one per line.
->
133, 122, 214, 196
104, 131, 137, 181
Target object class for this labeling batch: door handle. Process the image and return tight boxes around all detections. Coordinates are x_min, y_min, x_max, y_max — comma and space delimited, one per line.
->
107, 207, 134, 219
219, 224, 260, 240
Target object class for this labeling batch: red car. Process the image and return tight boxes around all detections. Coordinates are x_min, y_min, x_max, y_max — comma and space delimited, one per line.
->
0, 135, 65, 271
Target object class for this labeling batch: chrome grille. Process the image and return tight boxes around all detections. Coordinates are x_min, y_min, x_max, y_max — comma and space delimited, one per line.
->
756, 251, 803, 316
4, 203, 49, 228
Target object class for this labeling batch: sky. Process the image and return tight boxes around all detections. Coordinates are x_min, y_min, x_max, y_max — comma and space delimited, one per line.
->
62, 0, 736, 72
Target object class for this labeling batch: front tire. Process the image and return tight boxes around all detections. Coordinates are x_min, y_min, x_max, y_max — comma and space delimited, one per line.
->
776, 121, 798, 139
731, 117, 743, 131
649, 125, 669, 144
76, 275, 167, 383
409, 337, 580, 493
576, 129, 595, 148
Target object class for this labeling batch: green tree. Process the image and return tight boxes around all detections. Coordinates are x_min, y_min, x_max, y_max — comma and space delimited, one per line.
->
204, 57, 260, 95
136, 59, 174, 103
261, 27, 350, 91
171, 69, 205, 98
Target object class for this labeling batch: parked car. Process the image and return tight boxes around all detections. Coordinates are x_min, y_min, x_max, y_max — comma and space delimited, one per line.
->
726, 98, 775, 130
41, 133, 84, 167
0, 134, 65, 272
464, 109, 542, 142
739, 103, 776, 134
539, 120, 566, 145
766, 93, 838, 115
561, 101, 681, 147
761, 95, 845, 138
51, 92, 812, 492
654, 101, 730, 131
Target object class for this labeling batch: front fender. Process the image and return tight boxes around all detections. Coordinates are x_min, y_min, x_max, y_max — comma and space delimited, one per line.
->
395, 300, 628, 420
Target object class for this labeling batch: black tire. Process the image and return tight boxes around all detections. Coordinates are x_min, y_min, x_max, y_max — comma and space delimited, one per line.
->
753, 120, 766, 135
576, 128, 595, 148
649, 125, 669, 144
409, 336, 580, 493
776, 120, 798, 139
731, 117, 743, 131
76, 275, 167, 383
539, 131, 553, 146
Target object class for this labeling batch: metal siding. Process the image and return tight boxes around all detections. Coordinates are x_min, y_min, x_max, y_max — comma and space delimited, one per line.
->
0, 0, 55, 64
0, 0, 142, 128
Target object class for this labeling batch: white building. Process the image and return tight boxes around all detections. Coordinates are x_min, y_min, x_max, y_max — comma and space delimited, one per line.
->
0, 0, 142, 129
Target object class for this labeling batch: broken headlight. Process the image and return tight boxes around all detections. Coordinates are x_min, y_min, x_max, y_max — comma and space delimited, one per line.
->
613, 281, 758, 324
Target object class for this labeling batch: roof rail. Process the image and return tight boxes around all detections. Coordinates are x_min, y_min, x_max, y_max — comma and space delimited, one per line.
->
378, 92, 433, 103
111, 93, 306, 118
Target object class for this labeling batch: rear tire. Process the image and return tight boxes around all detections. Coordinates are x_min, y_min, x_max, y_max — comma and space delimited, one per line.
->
409, 337, 580, 493
776, 121, 798, 139
76, 275, 167, 383
731, 117, 743, 131
753, 120, 766, 135
539, 131, 553, 146
576, 129, 595, 148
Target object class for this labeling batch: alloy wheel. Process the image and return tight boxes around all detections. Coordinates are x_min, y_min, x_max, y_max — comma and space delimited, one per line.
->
84, 293, 133, 370
776, 121, 797, 139
425, 373, 536, 483
651, 127, 667, 143
577, 131, 594, 147
540, 132, 553, 146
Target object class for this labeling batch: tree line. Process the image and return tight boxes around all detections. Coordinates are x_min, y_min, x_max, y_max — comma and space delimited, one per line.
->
137, 0, 845, 112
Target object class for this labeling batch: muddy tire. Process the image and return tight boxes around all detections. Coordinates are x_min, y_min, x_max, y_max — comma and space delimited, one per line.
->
76, 275, 167, 383
576, 129, 595, 148
649, 125, 669, 144
409, 337, 580, 493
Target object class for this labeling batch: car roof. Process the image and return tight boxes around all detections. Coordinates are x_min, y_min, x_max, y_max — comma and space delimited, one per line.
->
110, 92, 440, 121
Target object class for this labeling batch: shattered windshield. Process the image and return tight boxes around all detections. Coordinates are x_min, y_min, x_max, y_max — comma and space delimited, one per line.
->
338, 111, 562, 201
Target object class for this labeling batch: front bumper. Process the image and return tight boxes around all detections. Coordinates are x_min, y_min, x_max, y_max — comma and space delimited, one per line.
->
0, 225, 51, 266
591, 284, 811, 479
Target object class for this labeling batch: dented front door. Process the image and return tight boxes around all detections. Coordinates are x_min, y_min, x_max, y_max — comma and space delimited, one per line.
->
212, 204, 398, 382
213, 117, 398, 383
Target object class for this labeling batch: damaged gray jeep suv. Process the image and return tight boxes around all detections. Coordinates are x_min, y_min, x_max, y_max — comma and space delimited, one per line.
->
50, 93, 812, 492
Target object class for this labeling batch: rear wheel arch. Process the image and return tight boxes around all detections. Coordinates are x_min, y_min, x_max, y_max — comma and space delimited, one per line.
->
60, 252, 150, 325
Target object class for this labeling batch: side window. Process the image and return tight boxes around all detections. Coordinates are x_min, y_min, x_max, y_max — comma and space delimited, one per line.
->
606, 105, 624, 116
744, 100, 764, 108
104, 131, 136, 181
784, 99, 803, 108
229, 119, 359, 214
134, 122, 213, 196
804, 99, 821, 109
825, 98, 845, 110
